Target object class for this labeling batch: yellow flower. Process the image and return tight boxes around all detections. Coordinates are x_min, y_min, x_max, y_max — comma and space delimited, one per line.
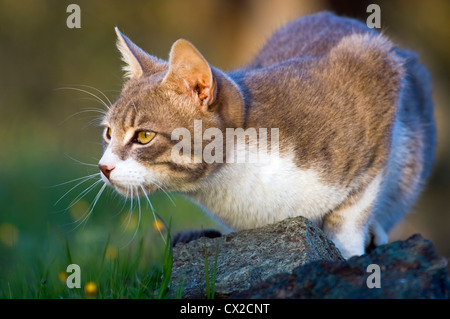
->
0, 223, 19, 247
84, 281, 98, 297
58, 271, 68, 283
153, 219, 165, 232
69, 200, 90, 221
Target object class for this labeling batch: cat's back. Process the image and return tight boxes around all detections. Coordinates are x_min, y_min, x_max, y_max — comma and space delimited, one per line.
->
246, 11, 376, 69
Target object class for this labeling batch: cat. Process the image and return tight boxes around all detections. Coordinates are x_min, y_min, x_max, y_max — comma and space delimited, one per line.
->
98, 12, 436, 258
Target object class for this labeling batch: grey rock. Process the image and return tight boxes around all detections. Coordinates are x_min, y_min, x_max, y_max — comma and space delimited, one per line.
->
232, 234, 450, 299
170, 216, 344, 298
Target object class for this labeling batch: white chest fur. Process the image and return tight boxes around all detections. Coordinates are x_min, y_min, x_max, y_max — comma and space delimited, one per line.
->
190, 151, 349, 230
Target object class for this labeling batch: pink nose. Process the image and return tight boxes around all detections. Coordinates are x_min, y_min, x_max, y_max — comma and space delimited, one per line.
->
99, 164, 115, 180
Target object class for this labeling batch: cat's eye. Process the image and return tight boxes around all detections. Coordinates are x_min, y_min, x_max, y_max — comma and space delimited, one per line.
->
104, 127, 112, 142
136, 131, 156, 145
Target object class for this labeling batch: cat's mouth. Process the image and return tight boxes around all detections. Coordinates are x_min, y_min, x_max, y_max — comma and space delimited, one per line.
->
105, 181, 155, 197
104, 179, 159, 198
98, 166, 151, 197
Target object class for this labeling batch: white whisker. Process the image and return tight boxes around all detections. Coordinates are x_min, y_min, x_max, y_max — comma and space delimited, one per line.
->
67, 107, 107, 117
56, 86, 111, 110
71, 182, 107, 231
54, 173, 101, 206
74, 84, 113, 106
48, 172, 100, 189
136, 186, 142, 235
67, 179, 103, 211
112, 191, 129, 218
140, 184, 166, 244
123, 186, 134, 231
64, 153, 99, 167
151, 180, 176, 207
59, 107, 108, 126
131, 100, 138, 113
122, 186, 142, 248
87, 115, 107, 127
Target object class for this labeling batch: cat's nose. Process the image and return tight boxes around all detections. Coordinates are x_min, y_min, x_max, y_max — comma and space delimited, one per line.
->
99, 164, 115, 180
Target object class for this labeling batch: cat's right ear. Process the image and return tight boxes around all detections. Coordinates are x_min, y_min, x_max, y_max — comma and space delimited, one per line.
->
115, 27, 167, 80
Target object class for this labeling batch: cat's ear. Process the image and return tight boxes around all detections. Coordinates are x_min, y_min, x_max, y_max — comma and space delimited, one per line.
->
115, 27, 166, 80
163, 39, 216, 111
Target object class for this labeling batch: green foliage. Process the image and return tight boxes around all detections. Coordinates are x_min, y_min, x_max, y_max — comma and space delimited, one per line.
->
0, 230, 180, 299
0, 1, 227, 300
204, 243, 219, 299
1, 0, 449, 299
157, 228, 173, 299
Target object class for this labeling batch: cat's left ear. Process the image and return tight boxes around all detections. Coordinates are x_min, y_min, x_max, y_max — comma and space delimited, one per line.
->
163, 39, 216, 111
115, 27, 167, 79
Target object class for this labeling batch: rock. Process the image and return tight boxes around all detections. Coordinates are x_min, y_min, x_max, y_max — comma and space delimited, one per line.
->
170, 216, 344, 298
232, 234, 450, 298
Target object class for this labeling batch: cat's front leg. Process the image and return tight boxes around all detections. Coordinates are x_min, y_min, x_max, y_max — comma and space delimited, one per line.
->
322, 174, 383, 259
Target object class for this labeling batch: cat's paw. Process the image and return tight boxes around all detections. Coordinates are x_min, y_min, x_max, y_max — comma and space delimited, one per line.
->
172, 229, 222, 247
365, 220, 388, 253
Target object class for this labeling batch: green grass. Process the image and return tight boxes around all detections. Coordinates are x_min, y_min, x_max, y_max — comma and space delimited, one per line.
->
0, 140, 225, 299
0, 211, 221, 299
0, 158, 224, 299
204, 243, 220, 299
1, 230, 177, 299
1, 219, 223, 299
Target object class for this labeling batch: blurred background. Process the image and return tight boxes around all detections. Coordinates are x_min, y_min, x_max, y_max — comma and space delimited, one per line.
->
0, 0, 449, 297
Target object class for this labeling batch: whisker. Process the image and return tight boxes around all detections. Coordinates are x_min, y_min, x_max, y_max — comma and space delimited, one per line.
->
130, 186, 134, 213
123, 186, 134, 231
59, 107, 107, 126
151, 180, 176, 207
64, 153, 99, 167
87, 115, 107, 127
122, 186, 142, 248
47, 172, 100, 189
54, 173, 101, 206
66, 179, 103, 211
140, 184, 166, 244
67, 107, 107, 117
74, 84, 113, 106
56, 87, 110, 110
112, 190, 129, 218
61, 178, 102, 225
71, 182, 107, 231
131, 100, 137, 112
136, 186, 142, 234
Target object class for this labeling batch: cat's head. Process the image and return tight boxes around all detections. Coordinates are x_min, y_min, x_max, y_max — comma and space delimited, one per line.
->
98, 28, 244, 196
